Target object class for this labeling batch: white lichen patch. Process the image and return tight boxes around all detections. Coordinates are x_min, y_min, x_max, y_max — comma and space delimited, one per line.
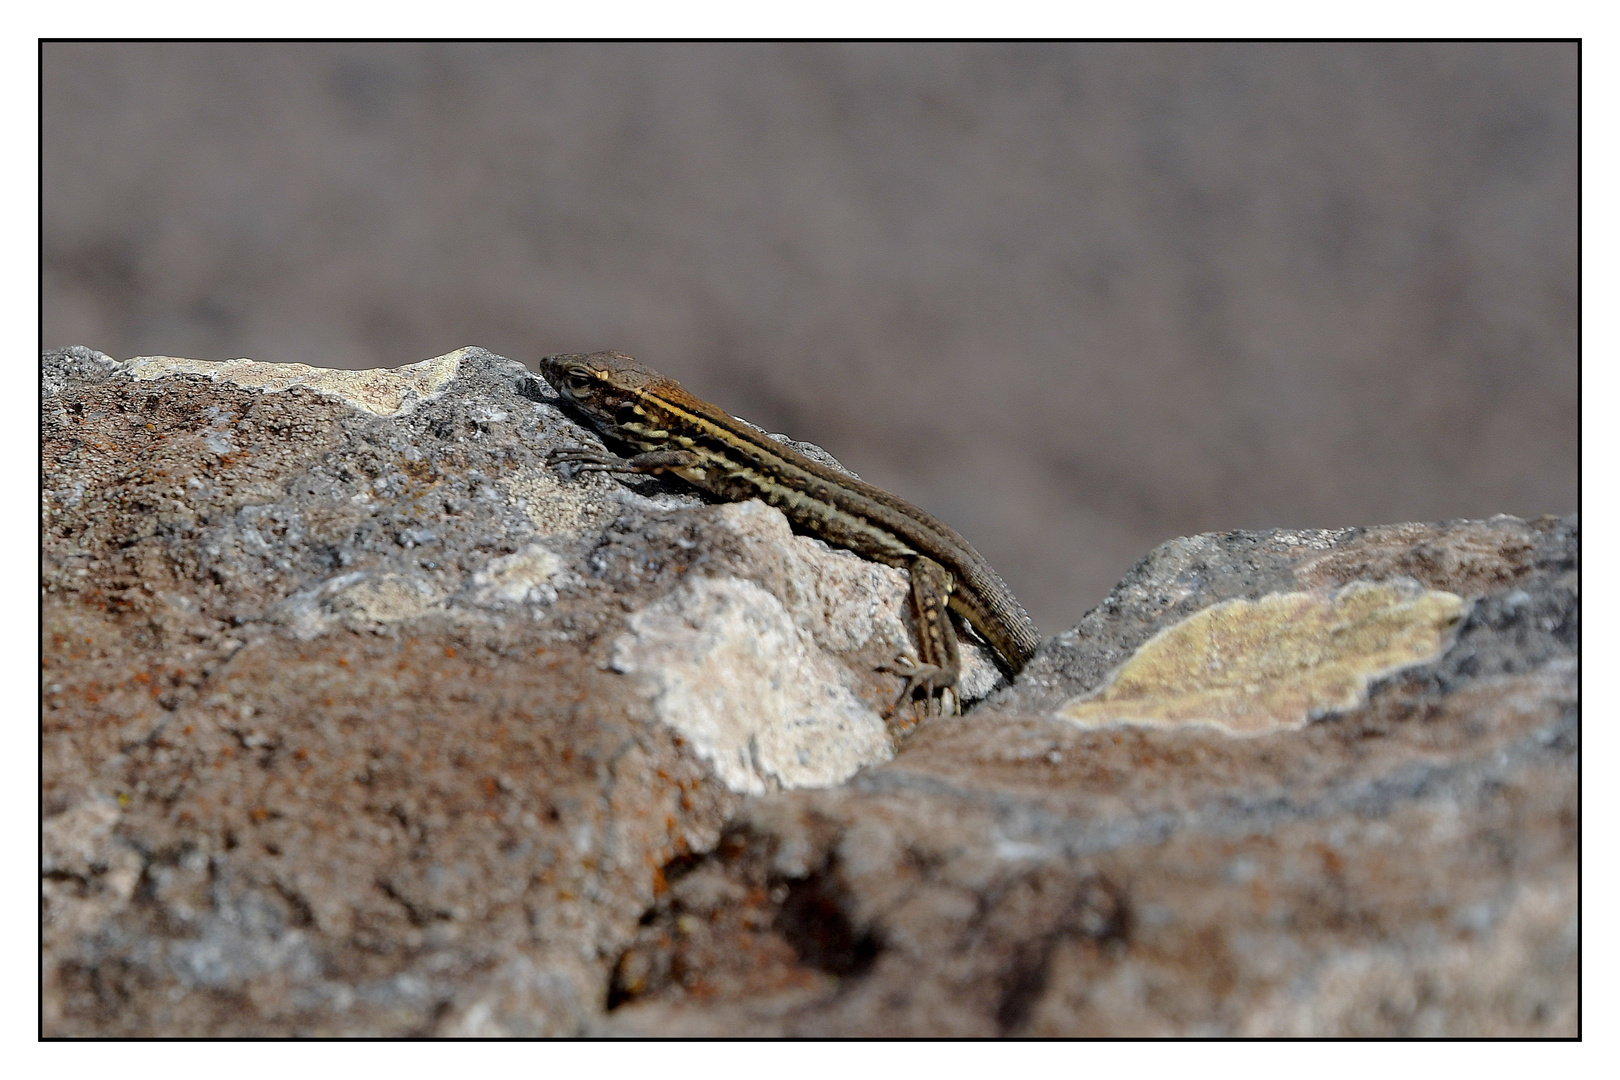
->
121, 349, 466, 417
470, 545, 563, 606
1059, 580, 1466, 736
612, 576, 895, 794
329, 573, 447, 626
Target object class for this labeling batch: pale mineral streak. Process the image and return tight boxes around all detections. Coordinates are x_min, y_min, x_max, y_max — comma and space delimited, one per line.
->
612, 576, 895, 794
122, 348, 465, 416
470, 544, 564, 606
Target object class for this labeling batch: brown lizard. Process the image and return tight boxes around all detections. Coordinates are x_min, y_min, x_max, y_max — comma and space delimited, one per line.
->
537, 352, 1041, 715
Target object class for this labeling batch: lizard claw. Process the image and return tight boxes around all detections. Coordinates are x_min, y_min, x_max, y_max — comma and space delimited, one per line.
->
546, 445, 622, 477
879, 655, 955, 719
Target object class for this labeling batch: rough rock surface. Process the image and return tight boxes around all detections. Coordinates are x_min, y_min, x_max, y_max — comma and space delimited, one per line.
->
42, 347, 1576, 1036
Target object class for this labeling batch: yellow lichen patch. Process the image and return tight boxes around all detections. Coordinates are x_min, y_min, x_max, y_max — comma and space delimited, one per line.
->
123, 349, 465, 417
1059, 581, 1466, 736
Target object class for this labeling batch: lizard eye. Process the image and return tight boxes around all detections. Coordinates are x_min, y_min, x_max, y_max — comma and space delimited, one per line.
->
564, 368, 593, 394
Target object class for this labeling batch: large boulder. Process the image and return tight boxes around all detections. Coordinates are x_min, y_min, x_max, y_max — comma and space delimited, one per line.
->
42, 347, 1575, 1035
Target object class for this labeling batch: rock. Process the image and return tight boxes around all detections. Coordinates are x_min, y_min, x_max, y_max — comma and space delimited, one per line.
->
41, 345, 988, 1036
595, 514, 1576, 1036
41, 346, 1575, 1036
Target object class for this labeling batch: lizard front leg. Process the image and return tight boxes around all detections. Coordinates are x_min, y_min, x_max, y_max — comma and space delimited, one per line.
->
547, 446, 701, 477
881, 555, 961, 720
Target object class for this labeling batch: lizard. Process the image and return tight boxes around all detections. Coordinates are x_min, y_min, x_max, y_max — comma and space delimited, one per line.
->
536, 351, 1042, 716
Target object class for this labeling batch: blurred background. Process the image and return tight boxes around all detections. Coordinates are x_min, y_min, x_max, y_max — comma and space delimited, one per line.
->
42, 42, 1577, 633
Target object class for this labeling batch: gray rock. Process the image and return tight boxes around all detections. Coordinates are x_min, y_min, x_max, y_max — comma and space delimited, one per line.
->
41, 346, 987, 1035
596, 514, 1575, 1036
42, 347, 1575, 1035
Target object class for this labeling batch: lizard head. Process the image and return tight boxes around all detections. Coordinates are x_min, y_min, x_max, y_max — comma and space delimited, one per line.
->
537, 351, 671, 441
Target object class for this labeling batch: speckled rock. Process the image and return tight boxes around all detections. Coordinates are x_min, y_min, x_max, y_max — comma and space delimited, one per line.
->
594, 515, 1576, 1036
42, 346, 1576, 1036
40, 346, 990, 1036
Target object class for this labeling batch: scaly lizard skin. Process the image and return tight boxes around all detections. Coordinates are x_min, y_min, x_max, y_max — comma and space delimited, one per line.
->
537, 351, 1041, 715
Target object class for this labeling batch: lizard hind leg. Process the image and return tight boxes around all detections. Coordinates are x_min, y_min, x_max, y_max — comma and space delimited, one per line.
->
880, 555, 962, 719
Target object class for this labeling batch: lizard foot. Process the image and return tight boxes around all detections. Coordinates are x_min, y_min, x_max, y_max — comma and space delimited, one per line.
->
546, 445, 627, 477
879, 655, 958, 719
